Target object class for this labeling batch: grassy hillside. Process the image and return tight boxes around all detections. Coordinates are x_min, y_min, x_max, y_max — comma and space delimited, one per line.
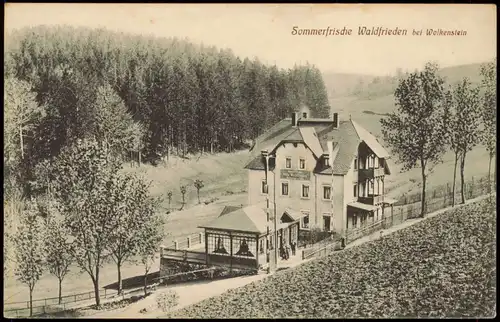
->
323, 63, 485, 101
168, 199, 496, 318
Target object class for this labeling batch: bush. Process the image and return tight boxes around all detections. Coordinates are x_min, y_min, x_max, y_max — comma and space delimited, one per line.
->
156, 290, 180, 313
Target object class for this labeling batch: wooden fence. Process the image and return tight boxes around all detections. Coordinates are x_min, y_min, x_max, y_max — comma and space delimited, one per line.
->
302, 175, 493, 260
3, 288, 120, 318
163, 231, 204, 250
4, 231, 206, 318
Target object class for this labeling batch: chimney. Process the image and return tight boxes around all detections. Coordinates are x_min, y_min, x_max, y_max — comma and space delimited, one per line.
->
291, 112, 299, 127
261, 150, 268, 158
332, 113, 339, 128
302, 112, 308, 119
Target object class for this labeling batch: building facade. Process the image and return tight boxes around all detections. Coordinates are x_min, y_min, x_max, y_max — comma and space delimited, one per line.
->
245, 111, 396, 238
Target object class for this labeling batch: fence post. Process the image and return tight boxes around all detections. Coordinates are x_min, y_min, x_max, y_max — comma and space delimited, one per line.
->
174, 241, 178, 250
187, 236, 191, 249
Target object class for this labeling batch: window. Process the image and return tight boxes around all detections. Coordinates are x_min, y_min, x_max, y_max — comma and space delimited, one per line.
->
323, 186, 332, 200
302, 212, 310, 229
285, 157, 292, 169
259, 238, 264, 254
281, 182, 289, 196
379, 158, 384, 168
354, 157, 358, 170
325, 157, 329, 167
353, 184, 357, 197
301, 184, 310, 198
261, 180, 268, 194
374, 157, 379, 168
299, 158, 306, 169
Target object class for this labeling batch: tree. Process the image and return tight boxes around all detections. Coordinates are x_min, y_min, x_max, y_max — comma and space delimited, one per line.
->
14, 201, 46, 317
45, 215, 73, 304
51, 139, 125, 307
167, 191, 173, 212
180, 185, 187, 210
136, 212, 165, 297
107, 174, 161, 295
90, 84, 144, 159
444, 88, 460, 207
450, 78, 482, 204
380, 62, 449, 217
4, 77, 46, 162
4, 77, 46, 195
479, 61, 497, 193
194, 180, 204, 204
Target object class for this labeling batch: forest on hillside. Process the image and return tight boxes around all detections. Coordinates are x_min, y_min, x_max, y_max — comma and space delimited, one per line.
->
4, 25, 330, 195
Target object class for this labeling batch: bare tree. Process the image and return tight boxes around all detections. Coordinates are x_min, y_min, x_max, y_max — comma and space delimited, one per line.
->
194, 179, 204, 204
180, 185, 187, 210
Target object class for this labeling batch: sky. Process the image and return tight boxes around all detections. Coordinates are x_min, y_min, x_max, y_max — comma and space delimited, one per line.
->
4, 3, 497, 75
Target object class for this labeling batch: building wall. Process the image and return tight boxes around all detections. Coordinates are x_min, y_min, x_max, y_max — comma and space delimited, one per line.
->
315, 173, 335, 231
332, 174, 344, 234
274, 142, 318, 228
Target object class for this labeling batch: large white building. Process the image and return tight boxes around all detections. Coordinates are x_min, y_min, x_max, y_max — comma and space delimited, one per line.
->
245, 111, 397, 238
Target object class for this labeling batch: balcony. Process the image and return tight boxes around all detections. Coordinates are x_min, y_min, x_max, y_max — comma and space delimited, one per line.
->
358, 194, 384, 205
358, 167, 385, 181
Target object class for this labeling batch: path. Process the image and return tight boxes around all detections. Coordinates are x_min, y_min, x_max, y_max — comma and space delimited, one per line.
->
82, 193, 495, 318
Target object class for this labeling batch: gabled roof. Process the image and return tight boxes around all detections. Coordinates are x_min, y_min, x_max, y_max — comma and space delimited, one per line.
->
299, 127, 323, 158
245, 116, 391, 176
351, 120, 390, 158
199, 203, 269, 234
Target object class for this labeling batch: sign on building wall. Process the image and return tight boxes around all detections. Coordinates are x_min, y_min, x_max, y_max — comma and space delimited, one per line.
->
280, 169, 311, 181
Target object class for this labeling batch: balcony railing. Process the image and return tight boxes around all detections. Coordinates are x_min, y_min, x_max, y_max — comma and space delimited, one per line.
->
358, 167, 385, 181
358, 194, 384, 205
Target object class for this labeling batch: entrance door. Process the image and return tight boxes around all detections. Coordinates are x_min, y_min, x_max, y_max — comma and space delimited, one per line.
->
323, 215, 331, 232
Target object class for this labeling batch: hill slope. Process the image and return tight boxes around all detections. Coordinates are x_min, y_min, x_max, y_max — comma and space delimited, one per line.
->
168, 199, 496, 318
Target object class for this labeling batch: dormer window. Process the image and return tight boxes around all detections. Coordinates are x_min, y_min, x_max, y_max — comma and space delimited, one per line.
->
323, 154, 330, 167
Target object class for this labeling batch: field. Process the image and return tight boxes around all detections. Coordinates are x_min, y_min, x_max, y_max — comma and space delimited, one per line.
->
168, 199, 496, 318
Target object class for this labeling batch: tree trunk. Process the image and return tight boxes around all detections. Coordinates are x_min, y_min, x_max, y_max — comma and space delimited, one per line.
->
493, 155, 497, 191
58, 278, 63, 304
19, 126, 24, 160
117, 261, 123, 295
487, 153, 492, 194
92, 271, 100, 307
138, 151, 142, 166
420, 160, 426, 217
197, 190, 200, 204
143, 273, 148, 297
29, 286, 33, 317
460, 153, 466, 204
452, 152, 458, 207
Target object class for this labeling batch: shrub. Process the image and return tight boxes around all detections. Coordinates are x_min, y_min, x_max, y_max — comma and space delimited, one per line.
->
156, 289, 180, 313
